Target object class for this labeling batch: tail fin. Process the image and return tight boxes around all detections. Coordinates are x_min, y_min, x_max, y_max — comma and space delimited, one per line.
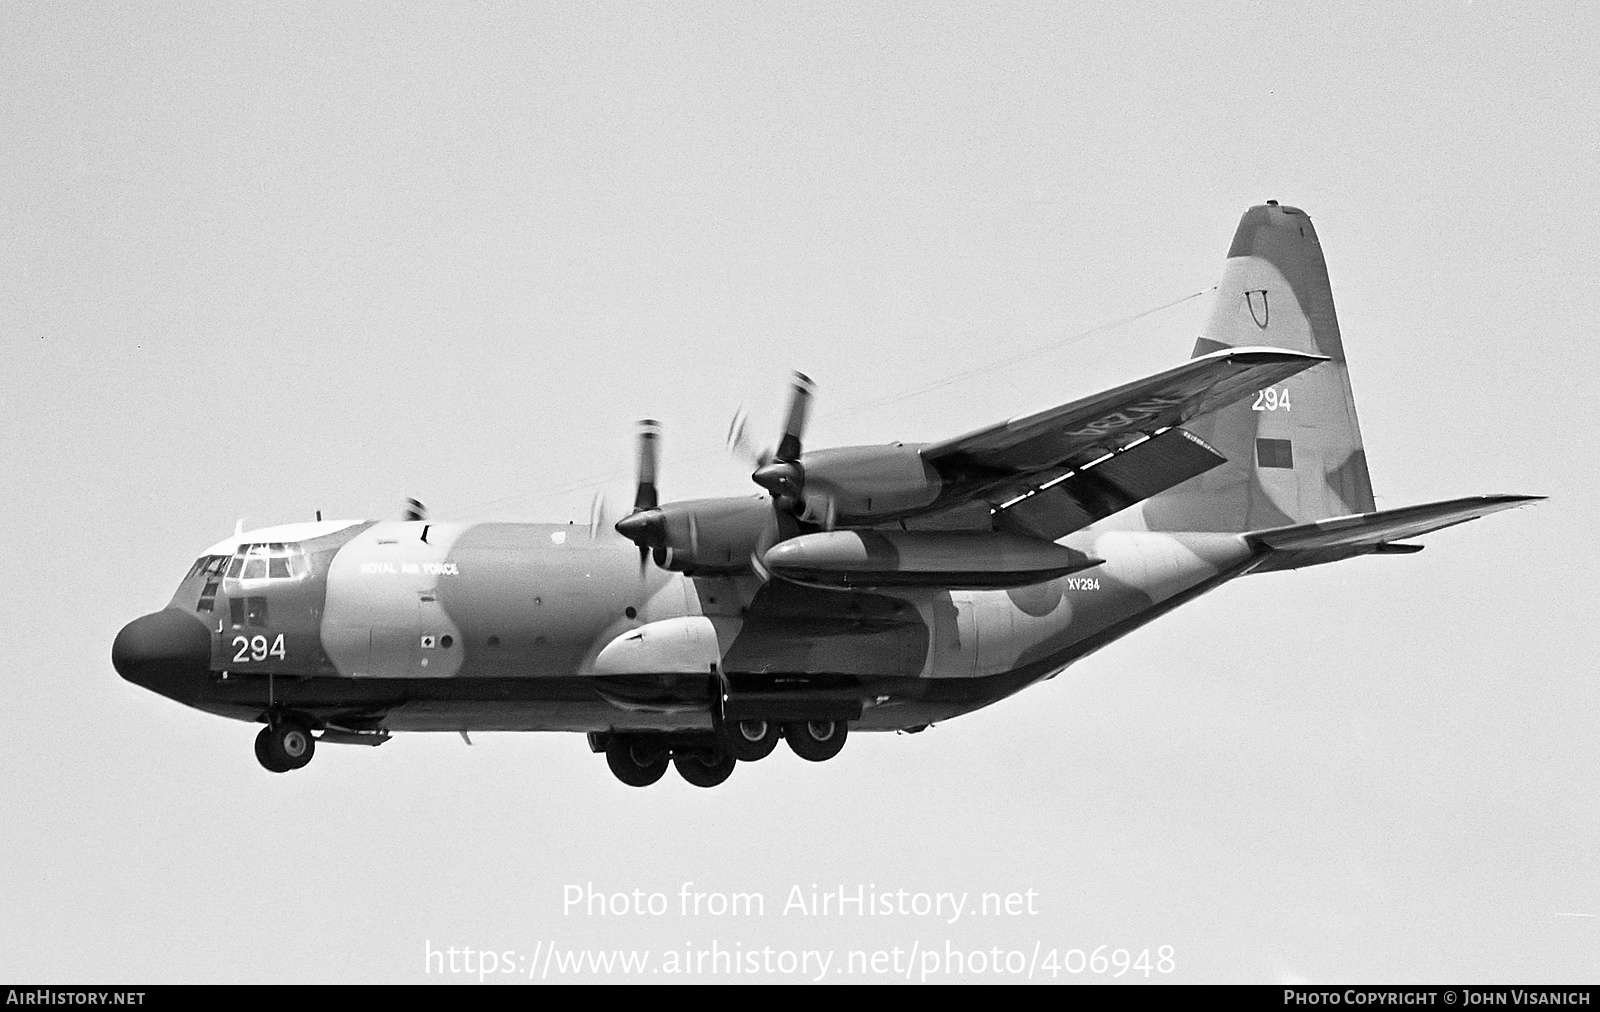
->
1143, 202, 1376, 532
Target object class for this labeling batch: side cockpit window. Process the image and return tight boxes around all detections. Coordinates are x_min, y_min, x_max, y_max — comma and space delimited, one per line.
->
190, 555, 228, 614
188, 555, 229, 580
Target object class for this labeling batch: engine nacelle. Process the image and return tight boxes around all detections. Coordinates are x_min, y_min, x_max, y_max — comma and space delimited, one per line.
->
647, 496, 778, 574
798, 443, 943, 524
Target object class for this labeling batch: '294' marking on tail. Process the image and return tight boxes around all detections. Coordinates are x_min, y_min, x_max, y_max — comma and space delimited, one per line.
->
1252, 388, 1291, 412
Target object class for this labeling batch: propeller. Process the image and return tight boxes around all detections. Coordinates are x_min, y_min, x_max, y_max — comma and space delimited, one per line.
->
404, 498, 428, 522
614, 420, 665, 572
726, 408, 760, 466
750, 371, 814, 513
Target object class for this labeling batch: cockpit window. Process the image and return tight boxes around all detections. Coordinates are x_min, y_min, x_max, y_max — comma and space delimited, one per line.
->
227, 542, 306, 582
187, 555, 230, 580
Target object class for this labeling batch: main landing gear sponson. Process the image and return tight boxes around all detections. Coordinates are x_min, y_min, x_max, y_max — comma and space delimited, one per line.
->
255, 716, 315, 773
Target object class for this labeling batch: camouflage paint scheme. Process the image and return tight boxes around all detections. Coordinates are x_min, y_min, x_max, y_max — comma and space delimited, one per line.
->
113, 204, 1537, 761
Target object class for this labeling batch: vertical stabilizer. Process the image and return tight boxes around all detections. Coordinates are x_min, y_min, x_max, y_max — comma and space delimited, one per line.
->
1143, 203, 1376, 532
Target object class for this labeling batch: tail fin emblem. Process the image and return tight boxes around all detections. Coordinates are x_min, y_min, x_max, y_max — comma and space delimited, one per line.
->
1246, 290, 1270, 328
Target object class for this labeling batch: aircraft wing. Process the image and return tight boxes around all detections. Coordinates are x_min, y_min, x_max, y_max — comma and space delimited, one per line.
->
1246, 494, 1544, 552
923, 347, 1325, 477
917, 347, 1326, 535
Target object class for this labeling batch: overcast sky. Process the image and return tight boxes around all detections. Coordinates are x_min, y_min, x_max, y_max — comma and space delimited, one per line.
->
3, 2, 1596, 983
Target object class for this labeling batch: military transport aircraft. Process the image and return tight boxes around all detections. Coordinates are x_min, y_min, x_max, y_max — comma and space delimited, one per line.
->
113, 203, 1538, 787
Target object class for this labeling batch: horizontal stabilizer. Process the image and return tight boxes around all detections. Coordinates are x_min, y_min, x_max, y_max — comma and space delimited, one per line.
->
1247, 494, 1543, 553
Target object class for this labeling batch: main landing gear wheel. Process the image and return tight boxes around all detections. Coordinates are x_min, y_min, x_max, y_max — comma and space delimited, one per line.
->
722, 719, 781, 762
674, 748, 737, 788
785, 720, 848, 762
606, 740, 670, 787
255, 717, 315, 773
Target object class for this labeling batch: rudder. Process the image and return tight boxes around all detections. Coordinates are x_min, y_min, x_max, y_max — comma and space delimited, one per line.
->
1143, 203, 1376, 532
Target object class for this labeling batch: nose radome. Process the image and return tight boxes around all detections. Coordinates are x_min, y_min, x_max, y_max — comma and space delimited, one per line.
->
112, 609, 212, 686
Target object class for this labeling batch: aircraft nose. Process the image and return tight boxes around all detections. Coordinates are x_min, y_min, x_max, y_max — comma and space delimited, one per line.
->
112, 609, 212, 686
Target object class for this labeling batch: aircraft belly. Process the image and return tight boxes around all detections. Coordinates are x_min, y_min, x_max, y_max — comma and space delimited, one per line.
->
380, 700, 717, 733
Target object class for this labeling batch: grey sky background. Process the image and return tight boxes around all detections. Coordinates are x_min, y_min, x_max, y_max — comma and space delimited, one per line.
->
3, 2, 1596, 983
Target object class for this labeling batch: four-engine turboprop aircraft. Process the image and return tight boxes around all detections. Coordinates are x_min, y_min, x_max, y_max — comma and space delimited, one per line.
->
113, 203, 1539, 787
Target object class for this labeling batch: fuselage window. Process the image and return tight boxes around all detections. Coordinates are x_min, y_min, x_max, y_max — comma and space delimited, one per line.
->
246, 596, 268, 627
229, 598, 245, 627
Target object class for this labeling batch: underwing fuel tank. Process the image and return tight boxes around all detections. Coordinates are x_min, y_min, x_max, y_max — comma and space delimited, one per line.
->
761, 530, 1100, 590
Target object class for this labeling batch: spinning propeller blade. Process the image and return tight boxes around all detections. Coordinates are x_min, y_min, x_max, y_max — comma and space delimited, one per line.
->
632, 419, 660, 512
751, 371, 814, 510
774, 371, 813, 464
615, 419, 666, 573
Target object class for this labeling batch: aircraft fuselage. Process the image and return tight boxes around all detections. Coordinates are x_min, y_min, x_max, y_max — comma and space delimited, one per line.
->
114, 518, 1256, 736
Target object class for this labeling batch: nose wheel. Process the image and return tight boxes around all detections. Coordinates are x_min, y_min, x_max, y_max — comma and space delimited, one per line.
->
255, 717, 315, 773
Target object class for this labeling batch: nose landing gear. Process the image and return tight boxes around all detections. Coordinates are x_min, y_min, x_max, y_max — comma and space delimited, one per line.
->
255, 716, 315, 773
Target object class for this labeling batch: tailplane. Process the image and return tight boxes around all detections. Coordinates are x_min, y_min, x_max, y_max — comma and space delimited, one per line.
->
1245, 494, 1543, 571
1144, 203, 1375, 532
